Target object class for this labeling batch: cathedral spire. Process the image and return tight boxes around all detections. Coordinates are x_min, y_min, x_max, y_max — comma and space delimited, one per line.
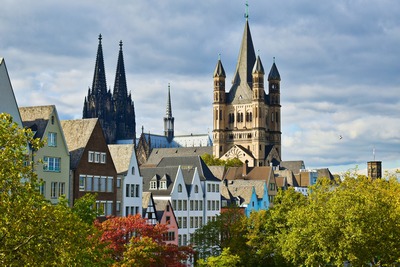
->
164, 83, 174, 141
232, 17, 256, 88
113, 40, 128, 101
92, 34, 107, 95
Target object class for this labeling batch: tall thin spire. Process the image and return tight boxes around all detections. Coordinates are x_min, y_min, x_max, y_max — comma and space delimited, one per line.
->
166, 83, 172, 117
92, 34, 107, 95
164, 83, 174, 141
245, 0, 249, 20
113, 40, 128, 100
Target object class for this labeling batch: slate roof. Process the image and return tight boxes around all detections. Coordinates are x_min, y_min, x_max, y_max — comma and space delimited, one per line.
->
138, 133, 212, 150
222, 180, 266, 206
19, 105, 55, 139
157, 156, 220, 182
60, 118, 98, 169
141, 166, 180, 196
268, 62, 281, 81
224, 166, 273, 181
144, 146, 212, 167
279, 160, 305, 174
108, 144, 134, 175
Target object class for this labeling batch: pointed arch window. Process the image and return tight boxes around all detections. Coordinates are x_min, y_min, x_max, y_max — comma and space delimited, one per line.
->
178, 184, 183, 193
195, 185, 199, 193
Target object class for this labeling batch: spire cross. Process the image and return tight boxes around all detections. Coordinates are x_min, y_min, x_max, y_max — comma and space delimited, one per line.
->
245, 0, 249, 19
98, 34, 102, 42
119, 40, 123, 49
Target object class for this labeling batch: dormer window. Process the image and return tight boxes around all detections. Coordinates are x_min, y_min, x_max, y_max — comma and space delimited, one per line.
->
160, 181, 167, 189
150, 181, 157, 190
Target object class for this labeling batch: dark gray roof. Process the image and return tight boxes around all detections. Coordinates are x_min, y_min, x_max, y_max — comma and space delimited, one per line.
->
213, 59, 226, 78
252, 55, 264, 74
268, 62, 281, 81
157, 156, 220, 182
144, 146, 212, 167
279, 160, 305, 174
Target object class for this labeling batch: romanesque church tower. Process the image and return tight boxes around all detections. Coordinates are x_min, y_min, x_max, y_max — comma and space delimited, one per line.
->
213, 16, 282, 167
83, 35, 136, 144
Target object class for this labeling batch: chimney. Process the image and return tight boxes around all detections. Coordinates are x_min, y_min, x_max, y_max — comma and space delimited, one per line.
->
242, 160, 249, 177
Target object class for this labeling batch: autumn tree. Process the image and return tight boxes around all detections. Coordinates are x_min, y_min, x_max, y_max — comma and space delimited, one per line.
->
97, 214, 194, 265
0, 113, 110, 266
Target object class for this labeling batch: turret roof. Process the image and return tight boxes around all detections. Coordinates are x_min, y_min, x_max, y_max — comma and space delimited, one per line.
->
268, 61, 281, 81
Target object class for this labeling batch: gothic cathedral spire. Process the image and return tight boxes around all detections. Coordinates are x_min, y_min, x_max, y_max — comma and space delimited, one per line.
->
164, 83, 174, 141
92, 34, 107, 96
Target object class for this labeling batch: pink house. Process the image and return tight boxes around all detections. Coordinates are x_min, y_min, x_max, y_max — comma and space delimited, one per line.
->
155, 199, 178, 245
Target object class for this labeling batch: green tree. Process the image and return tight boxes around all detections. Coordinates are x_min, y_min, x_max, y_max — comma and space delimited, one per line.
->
193, 207, 249, 263
0, 113, 110, 266
277, 174, 400, 266
197, 248, 241, 267
201, 153, 242, 168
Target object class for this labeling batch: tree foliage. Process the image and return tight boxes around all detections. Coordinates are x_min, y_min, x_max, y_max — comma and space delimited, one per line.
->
97, 214, 194, 265
201, 153, 242, 168
0, 113, 110, 266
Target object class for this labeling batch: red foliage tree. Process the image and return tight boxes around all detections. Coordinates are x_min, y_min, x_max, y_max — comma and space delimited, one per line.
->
96, 214, 194, 266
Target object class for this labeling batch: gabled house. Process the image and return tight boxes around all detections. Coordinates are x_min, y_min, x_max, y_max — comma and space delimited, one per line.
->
222, 162, 277, 210
142, 192, 157, 225
140, 156, 221, 246
61, 118, 117, 218
108, 144, 143, 217
0, 57, 22, 126
154, 199, 178, 245
19, 105, 70, 205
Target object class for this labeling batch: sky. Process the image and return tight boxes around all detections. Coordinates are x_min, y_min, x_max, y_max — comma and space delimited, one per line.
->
1, 0, 400, 175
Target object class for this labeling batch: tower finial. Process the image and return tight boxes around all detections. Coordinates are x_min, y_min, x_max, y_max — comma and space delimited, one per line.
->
119, 40, 123, 50
245, 0, 249, 19
98, 34, 102, 42
273, 56, 275, 63
218, 53, 221, 60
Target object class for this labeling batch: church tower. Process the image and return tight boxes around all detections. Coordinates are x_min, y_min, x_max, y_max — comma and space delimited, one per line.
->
212, 9, 282, 166
83, 34, 115, 144
113, 41, 136, 144
164, 83, 174, 142
83, 35, 136, 144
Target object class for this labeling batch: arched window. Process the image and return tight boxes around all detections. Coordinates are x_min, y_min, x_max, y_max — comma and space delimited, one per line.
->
131, 167, 135, 175
195, 185, 198, 193
178, 184, 182, 193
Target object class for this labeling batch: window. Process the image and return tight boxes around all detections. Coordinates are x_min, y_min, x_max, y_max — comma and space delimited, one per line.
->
160, 181, 167, 189
216, 184, 220, 192
172, 200, 177, 210
47, 132, 57, 147
207, 184, 211, 192
150, 181, 157, 190
131, 167, 135, 175
195, 185, 198, 193
95, 152, 100, 163
100, 153, 106, 164
212, 184, 215, 192
115, 201, 121, 212
190, 200, 194, 211
183, 234, 187, 246
166, 205, 170, 212
51, 182, 57, 199
183, 217, 187, 228
51, 115, 55, 125
79, 175, 85, 191
270, 183, 275, 190
166, 216, 171, 224
107, 177, 113, 192
88, 151, 94, 162
135, 184, 139, 197
199, 200, 203, 211
178, 235, 182, 246
100, 176, 106, 192
93, 176, 100, 191
130, 184, 135, 197
183, 200, 187, 211
178, 217, 182, 228
39, 181, 45, 195
43, 157, 60, 172
178, 184, 182, 193
86, 176, 93, 191
190, 217, 194, 228
58, 182, 65, 196
126, 184, 130, 197
195, 200, 198, 211
117, 178, 121, 188
178, 200, 182, 211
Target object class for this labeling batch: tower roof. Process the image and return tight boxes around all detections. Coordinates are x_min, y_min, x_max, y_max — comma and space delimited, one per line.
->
113, 40, 128, 100
213, 57, 226, 78
92, 34, 107, 95
268, 60, 281, 81
165, 83, 172, 118
252, 55, 264, 74
232, 19, 256, 87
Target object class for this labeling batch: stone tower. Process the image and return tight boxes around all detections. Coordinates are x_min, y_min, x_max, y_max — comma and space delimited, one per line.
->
212, 16, 282, 167
83, 35, 136, 144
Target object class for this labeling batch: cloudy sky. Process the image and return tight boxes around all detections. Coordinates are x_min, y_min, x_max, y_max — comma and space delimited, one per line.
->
1, 0, 400, 174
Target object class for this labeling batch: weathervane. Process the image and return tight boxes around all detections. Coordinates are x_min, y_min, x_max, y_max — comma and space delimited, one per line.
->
244, 0, 249, 19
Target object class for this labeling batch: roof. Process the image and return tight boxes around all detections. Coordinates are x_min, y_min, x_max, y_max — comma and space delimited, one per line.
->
157, 156, 220, 182
268, 62, 281, 81
144, 146, 212, 167
208, 166, 226, 181
224, 165, 273, 181
213, 59, 226, 78
279, 161, 305, 174
222, 180, 266, 206
139, 133, 212, 149
252, 55, 264, 74
108, 144, 135, 174
142, 192, 153, 209
141, 166, 180, 196
19, 105, 55, 139
60, 118, 98, 169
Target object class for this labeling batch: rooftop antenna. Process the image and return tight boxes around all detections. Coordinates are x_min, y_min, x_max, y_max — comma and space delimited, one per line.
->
244, 0, 249, 19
